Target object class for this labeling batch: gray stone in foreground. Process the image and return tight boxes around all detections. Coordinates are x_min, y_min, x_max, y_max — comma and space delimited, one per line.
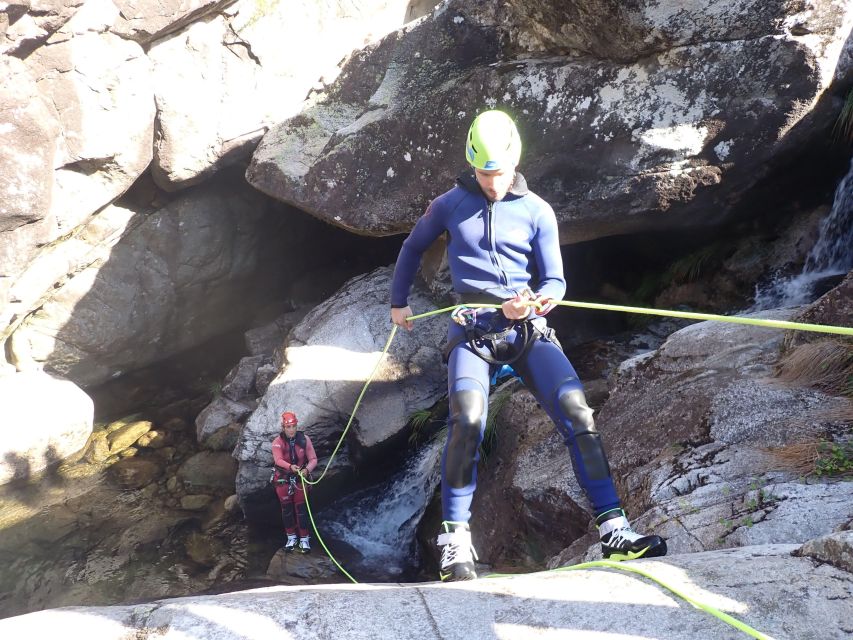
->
1, 545, 850, 639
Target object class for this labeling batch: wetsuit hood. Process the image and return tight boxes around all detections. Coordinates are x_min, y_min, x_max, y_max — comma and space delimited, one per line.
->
456, 171, 529, 199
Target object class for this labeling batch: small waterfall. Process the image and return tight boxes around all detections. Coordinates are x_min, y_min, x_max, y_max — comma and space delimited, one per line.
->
318, 435, 443, 580
753, 157, 853, 309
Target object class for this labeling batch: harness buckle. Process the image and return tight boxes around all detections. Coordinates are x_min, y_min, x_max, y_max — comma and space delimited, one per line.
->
451, 306, 478, 327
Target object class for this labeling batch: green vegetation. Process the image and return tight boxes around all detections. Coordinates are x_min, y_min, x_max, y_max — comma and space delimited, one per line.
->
814, 441, 853, 477
748, 477, 764, 492
406, 380, 519, 461
406, 406, 440, 446
664, 243, 728, 285
632, 272, 663, 307
832, 87, 853, 144
627, 241, 731, 312
479, 383, 516, 461
770, 440, 853, 478
406, 408, 434, 443
745, 486, 777, 510
207, 381, 222, 400
244, 0, 282, 28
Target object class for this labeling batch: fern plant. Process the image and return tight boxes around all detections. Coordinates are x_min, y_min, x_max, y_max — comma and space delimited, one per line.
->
479, 381, 518, 461
832, 87, 853, 144
407, 408, 436, 445
405, 379, 519, 460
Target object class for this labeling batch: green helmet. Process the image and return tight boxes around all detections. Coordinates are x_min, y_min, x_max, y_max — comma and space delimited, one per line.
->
465, 110, 522, 171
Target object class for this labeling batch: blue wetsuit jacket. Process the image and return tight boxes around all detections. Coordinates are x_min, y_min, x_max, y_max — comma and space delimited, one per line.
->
390, 173, 566, 306
391, 172, 621, 523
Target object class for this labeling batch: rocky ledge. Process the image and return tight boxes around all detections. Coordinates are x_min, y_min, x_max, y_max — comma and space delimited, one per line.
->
1, 534, 851, 639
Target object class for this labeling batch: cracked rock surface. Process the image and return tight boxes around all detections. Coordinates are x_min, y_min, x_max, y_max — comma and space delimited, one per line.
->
2, 543, 851, 639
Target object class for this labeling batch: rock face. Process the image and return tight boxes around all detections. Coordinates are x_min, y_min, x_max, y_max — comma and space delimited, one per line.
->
786, 269, 853, 349
148, 0, 432, 190
111, 0, 234, 44
1, 202, 139, 373
0, 0, 84, 56
570, 287, 853, 562
7, 173, 286, 387
1, 0, 424, 382
798, 530, 853, 573
0, 371, 93, 484
109, 457, 163, 490
456, 274, 852, 574
599, 308, 848, 473
3, 0, 852, 394
266, 548, 342, 585
195, 396, 254, 449
176, 451, 237, 493
0, 57, 61, 315
2, 541, 851, 639
234, 266, 447, 517
247, 0, 853, 240
1, 0, 851, 618
26, 3, 154, 237
0, 405, 247, 615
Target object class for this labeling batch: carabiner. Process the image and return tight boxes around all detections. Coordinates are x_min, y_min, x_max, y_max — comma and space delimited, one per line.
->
451, 306, 478, 327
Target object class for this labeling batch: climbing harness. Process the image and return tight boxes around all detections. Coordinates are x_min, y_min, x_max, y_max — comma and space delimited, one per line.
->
445, 290, 563, 366
291, 297, 848, 636
447, 305, 538, 366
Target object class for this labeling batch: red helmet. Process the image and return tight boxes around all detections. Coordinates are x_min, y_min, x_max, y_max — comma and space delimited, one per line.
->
281, 411, 298, 427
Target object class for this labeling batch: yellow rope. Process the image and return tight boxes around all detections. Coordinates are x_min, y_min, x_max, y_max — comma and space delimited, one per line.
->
293, 327, 400, 583
302, 325, 399, 486
409, 299, 853, 336
300, 474, 357, 583
487, 561, 775, 639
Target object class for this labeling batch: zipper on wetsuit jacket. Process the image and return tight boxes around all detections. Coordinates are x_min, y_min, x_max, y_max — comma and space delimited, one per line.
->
487, 201, 510, 287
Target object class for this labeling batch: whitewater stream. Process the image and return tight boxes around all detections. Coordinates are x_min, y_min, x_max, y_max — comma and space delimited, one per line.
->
317, 436, 444, 581
753, 156, 853, 308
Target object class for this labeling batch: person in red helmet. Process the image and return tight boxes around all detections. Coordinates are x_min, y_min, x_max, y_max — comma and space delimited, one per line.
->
271, 411, 318, 553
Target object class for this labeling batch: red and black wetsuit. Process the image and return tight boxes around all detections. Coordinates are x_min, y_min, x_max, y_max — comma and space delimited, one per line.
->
272, 432, 318, 538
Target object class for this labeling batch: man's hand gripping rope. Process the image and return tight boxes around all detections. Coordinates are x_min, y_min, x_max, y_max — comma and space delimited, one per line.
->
394, 291, 554, 330
503, 289, 555, 320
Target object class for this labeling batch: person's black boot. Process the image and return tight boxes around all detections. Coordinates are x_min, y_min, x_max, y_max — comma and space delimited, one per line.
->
596, 509, 667, 561
437, 522, 478, 582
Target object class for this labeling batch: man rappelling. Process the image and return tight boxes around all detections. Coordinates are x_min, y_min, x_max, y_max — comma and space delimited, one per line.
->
390, 109, 667, 582
271, 411, 318, 553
